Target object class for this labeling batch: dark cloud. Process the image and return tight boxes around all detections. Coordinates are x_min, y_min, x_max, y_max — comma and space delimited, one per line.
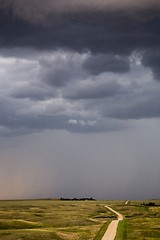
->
39, 54, 86, 87
142, 50, 160, 80
65, 79, 128, 99
83, 54, 130, 75
1, 0, 160, 22
105, 94, 160, 120
0, 47, 159, 135
0, 3, 160, 58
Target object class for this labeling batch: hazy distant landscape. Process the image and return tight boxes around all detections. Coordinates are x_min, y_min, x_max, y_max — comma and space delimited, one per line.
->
0, 199, 160, 240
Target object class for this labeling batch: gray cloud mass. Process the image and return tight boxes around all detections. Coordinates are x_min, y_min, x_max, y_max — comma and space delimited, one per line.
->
142, 50, 160, 80
83, 54, 130, 75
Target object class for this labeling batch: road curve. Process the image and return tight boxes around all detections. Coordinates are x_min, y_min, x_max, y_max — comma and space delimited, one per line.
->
101, 206, 123, 240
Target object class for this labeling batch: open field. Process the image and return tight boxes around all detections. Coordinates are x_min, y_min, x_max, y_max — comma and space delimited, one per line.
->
114, 200, 160, 240
0, 199, 160, 240
0, 200, 114, 240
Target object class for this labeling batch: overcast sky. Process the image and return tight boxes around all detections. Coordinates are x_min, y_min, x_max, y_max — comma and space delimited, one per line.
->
0, 0, 160, 200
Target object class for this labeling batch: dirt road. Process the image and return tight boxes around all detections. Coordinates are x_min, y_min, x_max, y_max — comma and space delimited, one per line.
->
101, 206, 123, 240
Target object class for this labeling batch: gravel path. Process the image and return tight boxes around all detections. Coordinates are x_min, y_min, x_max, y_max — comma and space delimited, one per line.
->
101, 206, 123, 240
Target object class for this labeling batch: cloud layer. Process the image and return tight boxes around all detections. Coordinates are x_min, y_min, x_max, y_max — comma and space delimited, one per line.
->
0, 48, 159, 136
2, 0, 160, 17
0, 1, 160, 136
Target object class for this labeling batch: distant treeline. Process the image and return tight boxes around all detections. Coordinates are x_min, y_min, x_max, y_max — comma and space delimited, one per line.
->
60, 197, 96, 201
142, 202, 157, 206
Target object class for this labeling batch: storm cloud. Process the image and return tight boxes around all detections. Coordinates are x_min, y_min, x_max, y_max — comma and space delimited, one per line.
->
1, 0, 160, 18
142, 50, 160, 80
0, 0, 160, 55
0, 47, 160, 135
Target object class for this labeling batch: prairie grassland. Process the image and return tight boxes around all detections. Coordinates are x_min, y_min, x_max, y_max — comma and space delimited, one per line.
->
0, 199, 160, 240
0, 200, 115, 240
115, 200, 160, 240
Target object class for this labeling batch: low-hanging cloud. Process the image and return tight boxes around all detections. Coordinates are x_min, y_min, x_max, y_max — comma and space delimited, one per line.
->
0, 47, 160, 136
39, 52, 87, 87
142, 50, 160, 81
83, 54, 130, 75
1, 0, 160, 24
0, 1, 160, 62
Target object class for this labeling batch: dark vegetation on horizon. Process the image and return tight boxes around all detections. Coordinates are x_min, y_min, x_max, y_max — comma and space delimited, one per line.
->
60, 197, 96, 201
141, 201, 159, 206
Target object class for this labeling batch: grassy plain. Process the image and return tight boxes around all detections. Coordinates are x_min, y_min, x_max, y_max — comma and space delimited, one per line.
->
0, 199, 114, 240
0, 199, 160, 240
114, 200, 160, 240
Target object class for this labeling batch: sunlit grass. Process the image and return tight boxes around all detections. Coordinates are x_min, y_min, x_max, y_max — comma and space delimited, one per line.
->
0, 200, 113, 240
0, 199, 160, 239
115, 200, 160, 240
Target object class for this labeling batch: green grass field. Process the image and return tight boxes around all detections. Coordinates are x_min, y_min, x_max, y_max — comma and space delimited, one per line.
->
0, 199, 160, 240
0, 200, 114, 240
114, 200, 160, 240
